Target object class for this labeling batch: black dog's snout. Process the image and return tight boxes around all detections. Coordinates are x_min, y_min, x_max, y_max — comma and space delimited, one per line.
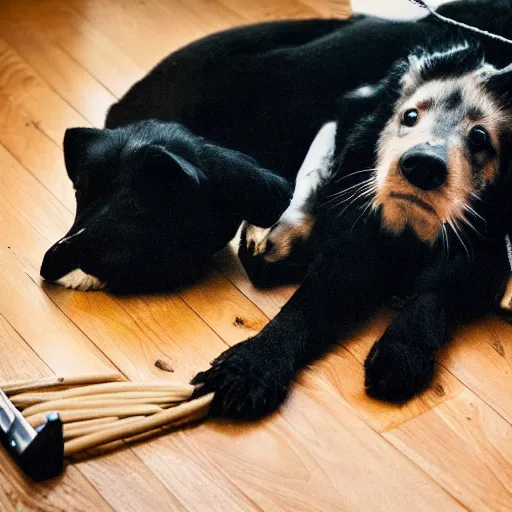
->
40, 229, 84, 281
399, 145, 448, 191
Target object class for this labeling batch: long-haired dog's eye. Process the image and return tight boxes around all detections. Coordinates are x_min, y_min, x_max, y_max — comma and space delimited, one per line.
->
468, 126, 490, 149
402, 108, 419, 127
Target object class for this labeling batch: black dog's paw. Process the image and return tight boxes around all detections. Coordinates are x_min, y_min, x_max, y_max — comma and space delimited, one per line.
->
191, 339, 293, 420
364, 336, 436, 403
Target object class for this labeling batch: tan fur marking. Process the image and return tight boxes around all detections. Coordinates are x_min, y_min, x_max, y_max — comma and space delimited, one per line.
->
481, 160, 498, 186
418, 99, 433, 111
500, 274, 512, 311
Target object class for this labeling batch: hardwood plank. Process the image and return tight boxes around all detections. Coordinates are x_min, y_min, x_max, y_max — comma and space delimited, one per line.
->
0, 37, 88, 145
6, 0, 146, 99
299, 0, 331, 16
0, 448, 114, 512
150, 0, 245, 35
328, 0, 352, 17
0, 89, 75, 210
312, 342, 465, 433
180, 272, 269, 344
47, 289, 228, 383
75, 454, 185, 512
299, 0, 351, 18
0, 1, 116, 127
218, 0, 320, 21
138, 382, 462, 511
385, 388, 512, 511
440, 316, 512, 425
68, 0, 218, 70
214, 240, 295, 318
0, 35, 85, 209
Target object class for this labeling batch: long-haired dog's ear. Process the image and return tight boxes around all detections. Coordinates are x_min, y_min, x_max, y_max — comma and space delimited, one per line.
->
63, 127, 105, 184
486, 62, 512, 105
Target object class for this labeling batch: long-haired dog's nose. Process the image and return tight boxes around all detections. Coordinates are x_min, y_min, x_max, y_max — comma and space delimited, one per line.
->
399, 144, 448, 191
40, 229, 84, 281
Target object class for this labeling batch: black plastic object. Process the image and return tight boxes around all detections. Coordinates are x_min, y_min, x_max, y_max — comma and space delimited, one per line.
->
0, 390, 64, 481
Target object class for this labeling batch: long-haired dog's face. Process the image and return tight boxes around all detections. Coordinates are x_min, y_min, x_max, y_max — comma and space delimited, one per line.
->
373, 46, 512, 243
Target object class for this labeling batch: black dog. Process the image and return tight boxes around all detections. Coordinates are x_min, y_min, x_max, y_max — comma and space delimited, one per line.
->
40, 122, 291, 292
193, 43, 512, 418
41, 0, 512, 291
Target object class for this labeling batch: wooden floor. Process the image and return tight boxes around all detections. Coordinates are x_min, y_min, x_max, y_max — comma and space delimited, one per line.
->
0, 0, 510, 510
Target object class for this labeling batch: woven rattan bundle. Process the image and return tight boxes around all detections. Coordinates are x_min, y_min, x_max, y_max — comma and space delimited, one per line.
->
1, 373, 213, 457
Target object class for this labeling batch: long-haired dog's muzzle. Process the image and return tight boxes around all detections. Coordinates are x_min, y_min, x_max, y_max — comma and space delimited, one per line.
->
398, 144, 448, 191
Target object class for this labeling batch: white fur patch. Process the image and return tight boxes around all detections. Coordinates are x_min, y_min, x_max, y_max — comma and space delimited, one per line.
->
350, 85, 378, 99
243, 122, 337, 262
243, 223, 272, 256
56, 269, 106, 291
289, 120, 337, 211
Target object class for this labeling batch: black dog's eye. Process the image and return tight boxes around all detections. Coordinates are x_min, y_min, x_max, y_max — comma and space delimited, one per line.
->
468, 125, 490, 149
402, 108, 419, 127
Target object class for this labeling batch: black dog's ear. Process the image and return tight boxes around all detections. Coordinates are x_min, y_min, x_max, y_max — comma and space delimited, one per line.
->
135, 145, 206, 190
63, 127, 106, 184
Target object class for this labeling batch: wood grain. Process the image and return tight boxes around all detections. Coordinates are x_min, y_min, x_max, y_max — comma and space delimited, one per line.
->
0, 1, 116, 127
385, 389, 512, 511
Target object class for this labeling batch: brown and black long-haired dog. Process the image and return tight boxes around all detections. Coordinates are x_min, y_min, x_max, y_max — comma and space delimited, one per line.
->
195, 43, 512, 418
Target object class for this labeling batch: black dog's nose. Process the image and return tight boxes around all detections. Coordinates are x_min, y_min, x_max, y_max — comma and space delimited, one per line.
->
399, 145, 448, 191
40, 229, 84, 281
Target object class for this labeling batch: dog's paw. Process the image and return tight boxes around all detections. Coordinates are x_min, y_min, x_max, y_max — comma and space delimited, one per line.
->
264, 211, 314, 263
238, 222, 309, 287
191, 339, 292, 420
364, 335, 436, 402
240, 222, 272, 258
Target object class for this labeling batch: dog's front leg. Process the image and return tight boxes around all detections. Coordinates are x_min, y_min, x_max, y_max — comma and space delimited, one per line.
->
365, 246, 509, 402
192, 238, 392, 419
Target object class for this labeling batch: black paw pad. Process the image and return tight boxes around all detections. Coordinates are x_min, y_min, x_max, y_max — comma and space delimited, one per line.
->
191, 341, 292, 420
364, 341, 435, 402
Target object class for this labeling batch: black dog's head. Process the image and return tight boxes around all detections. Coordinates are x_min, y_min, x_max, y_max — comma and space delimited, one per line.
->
41, 121, 288, 292
372, 44, 512, 244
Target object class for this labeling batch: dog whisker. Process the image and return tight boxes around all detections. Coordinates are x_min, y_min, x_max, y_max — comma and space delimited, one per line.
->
332, 182, 377, 214
350, 197, 375, 232
447, 218, 471, 256
333, 168, 377, 184
441, 224, 450, 258
459, 213, 484, 238
321, 177, 376, 209
324, 176, 376, 201
463, 203, 486, 226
